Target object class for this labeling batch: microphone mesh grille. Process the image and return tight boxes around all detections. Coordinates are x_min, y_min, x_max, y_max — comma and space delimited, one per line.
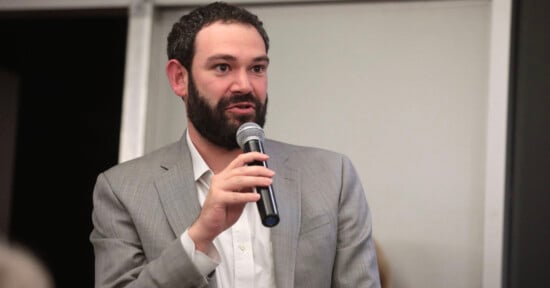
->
236, 122, 265, 149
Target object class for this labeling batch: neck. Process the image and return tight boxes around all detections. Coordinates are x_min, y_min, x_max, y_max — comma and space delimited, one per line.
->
188, 123, 241, 173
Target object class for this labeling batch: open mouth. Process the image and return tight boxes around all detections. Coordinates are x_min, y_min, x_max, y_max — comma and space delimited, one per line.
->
226, 102, 256, 110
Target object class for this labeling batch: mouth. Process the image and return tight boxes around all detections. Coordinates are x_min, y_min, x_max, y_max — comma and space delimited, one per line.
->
226, 101, 256, 110
225, 102, 257, 116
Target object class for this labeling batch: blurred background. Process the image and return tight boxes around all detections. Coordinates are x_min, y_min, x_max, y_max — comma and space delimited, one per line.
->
0, 7, 126, 288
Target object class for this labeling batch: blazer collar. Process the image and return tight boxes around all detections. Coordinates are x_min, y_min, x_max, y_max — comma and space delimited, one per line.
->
265, 140, 300, 288
155, 135, 201, 237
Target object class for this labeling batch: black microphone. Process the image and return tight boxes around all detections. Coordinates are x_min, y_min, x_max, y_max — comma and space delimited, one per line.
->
236, 122, 280, 227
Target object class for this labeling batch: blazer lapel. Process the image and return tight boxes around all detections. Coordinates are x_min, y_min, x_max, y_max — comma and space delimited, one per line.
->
155, 136, 201, 237
267, 143, 301, 288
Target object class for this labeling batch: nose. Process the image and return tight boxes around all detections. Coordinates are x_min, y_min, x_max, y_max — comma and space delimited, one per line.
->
229, 69, 252, 94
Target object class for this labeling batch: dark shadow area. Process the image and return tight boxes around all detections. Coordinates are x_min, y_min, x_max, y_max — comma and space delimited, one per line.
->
0, 9, 127, 288
505, 0, 550, 287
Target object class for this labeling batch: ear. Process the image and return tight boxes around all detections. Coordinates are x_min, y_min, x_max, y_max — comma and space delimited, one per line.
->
166, 59, 189, 100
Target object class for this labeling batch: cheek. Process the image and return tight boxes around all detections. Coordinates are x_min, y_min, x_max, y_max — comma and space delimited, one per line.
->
252, 78, 268, 97
197, 78, 228, 101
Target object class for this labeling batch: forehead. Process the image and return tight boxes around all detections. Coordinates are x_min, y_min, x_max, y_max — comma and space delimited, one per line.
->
193, 21, 267, 61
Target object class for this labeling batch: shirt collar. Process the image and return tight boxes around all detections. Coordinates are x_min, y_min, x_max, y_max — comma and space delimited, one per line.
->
186, 130, 211, 182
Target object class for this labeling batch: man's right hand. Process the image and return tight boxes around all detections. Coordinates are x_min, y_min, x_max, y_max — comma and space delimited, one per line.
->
188, 152, 274, 253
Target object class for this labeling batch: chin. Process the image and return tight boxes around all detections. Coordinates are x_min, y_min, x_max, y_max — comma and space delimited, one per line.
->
231, 116, 256, 126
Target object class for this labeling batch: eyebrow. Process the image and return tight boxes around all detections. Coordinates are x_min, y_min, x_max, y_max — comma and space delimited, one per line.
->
253, 56, 270, 63
205, 54, 270, 64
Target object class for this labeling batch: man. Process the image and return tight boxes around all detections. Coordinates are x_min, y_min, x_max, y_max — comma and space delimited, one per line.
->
90, 2, 380, 287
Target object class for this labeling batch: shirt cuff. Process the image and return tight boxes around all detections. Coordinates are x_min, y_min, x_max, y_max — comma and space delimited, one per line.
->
180, 229, 220, 277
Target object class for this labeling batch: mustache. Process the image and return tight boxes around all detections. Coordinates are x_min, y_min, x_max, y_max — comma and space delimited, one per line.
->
218, 93, 259, 109
226, 93, 256, 104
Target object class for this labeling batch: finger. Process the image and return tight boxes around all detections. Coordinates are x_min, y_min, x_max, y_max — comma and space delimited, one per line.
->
211, 172, 273, 192
222, 175, 273, 191
211, 166, 273, 191
219, 190, 261, 204
227, 152, 269, 169
225, 165, 275, 178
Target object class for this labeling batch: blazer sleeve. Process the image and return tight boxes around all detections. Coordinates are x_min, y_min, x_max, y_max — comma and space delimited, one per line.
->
331, 156, 381, 288
90, 173, 209, 288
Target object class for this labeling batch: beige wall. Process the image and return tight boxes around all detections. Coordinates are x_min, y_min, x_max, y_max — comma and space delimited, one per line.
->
147, 2, 490, 287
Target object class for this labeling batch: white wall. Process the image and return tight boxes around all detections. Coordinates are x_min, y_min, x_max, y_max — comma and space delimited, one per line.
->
148, 1, 490, 287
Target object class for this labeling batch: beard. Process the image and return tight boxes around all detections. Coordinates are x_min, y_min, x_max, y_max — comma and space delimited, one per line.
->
186, 74, 268, 150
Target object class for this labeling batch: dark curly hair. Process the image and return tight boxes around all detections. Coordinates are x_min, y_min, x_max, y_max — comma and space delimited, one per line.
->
167, 2, 270, 71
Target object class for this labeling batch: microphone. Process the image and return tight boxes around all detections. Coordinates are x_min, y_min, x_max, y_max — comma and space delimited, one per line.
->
236, 122, 280, 227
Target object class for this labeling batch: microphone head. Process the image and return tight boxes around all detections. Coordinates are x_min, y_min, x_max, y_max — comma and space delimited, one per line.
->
236, 122, 265, 149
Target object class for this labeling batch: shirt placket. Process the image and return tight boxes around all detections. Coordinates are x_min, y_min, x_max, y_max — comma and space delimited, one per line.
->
232, 205, 255, 287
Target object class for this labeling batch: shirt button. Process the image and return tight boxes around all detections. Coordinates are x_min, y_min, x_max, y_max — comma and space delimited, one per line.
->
239, 245, 246, 252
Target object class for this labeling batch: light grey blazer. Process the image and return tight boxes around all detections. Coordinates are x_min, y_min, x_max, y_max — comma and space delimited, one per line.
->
90, 136, 380, 288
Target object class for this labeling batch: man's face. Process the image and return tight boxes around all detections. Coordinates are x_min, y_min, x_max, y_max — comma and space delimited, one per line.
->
185, 21, 269, 149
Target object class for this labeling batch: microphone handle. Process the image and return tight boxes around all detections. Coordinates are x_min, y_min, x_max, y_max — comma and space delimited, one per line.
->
243, 139, 280, 227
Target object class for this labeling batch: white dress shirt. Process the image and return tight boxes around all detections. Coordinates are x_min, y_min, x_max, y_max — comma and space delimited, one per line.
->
180, 131, 276, 288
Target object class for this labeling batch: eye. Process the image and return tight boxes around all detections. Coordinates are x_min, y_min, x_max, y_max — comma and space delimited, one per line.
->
251, 65, 267, 74
215, 64, 230, 73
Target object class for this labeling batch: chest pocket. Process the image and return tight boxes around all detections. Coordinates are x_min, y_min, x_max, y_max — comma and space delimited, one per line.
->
299, 213, 331, 236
